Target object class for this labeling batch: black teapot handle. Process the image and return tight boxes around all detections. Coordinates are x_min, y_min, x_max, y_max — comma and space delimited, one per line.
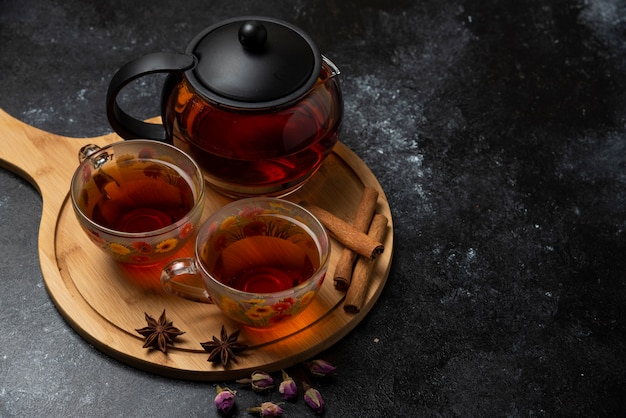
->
106, 52, 196, 141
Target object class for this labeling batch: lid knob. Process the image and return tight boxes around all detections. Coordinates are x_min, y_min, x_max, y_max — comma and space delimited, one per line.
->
238, 21, 267, 51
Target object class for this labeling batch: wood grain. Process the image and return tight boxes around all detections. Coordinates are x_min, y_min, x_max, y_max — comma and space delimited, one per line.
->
0, 109, 394, 381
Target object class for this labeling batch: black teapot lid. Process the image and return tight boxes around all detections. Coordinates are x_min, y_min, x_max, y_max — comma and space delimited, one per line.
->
187, 16, 321, 108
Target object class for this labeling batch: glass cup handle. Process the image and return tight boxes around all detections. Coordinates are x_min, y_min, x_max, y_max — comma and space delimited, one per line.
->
161, 258, 214, 304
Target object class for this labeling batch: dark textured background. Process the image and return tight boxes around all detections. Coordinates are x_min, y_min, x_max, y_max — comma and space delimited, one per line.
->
1, 0, 625, 416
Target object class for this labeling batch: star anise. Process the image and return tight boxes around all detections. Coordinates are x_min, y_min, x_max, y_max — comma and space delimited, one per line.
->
200, 325, 248, 366
135, 310, 185, 353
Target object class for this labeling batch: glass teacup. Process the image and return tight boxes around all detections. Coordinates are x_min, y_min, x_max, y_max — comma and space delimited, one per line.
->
161, 198, 330, 327
70, 140, 205, 266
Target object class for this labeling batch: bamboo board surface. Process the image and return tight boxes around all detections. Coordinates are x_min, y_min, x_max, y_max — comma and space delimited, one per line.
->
0, 109, 394, 380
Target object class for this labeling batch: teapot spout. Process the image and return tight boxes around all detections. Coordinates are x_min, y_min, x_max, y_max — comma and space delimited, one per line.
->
322, 55, 340, 79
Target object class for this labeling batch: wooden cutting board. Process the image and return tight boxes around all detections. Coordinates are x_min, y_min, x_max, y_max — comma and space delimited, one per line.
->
0, 108, 394, 381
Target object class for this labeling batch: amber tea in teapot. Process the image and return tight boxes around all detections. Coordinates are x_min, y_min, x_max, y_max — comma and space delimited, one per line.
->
164, 59, 341, 197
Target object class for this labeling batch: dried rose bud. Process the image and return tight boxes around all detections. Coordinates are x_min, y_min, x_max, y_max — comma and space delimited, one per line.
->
278, 369, 297, 401
236, 370, 275, 392
214, 385, 236, 415
250, 370, 275, 392
303, 381, 324, 414
247, 401, 284, 417
304, 359, 337, 377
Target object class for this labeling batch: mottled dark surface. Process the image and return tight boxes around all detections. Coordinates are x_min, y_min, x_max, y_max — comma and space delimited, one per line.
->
1, 0, 625, 416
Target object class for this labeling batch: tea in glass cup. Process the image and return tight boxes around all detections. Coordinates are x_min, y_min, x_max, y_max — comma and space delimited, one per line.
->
161, 198, 330, 327
70, 140, 205, 265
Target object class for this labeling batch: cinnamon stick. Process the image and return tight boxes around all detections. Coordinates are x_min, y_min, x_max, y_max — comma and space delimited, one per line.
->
334, 187, 379, 290
302, 203, 384, 260
344, 214, 388, 314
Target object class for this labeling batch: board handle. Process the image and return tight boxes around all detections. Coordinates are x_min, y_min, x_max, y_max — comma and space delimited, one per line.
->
0, 108, 115, 211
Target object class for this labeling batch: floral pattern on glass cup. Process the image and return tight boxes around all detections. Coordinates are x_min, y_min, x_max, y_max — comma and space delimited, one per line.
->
161, 198, 330, 328
80, 220, 197, 264
215, 285, 322, 328
71, 140, 205, 266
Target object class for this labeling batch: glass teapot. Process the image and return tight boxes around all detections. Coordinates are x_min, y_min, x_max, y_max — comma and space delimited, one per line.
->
106, 16, 343, 197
